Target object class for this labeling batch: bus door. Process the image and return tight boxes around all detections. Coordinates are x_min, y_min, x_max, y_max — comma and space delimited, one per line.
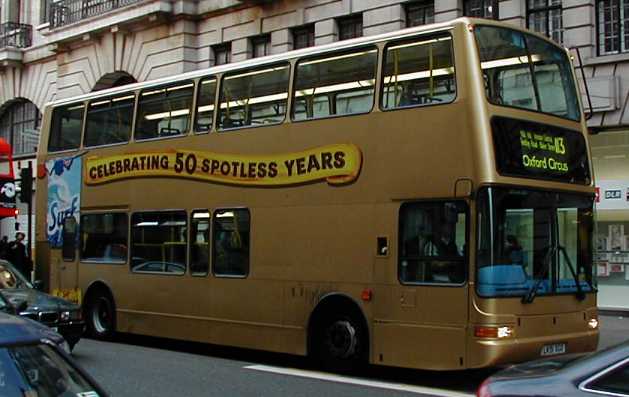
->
56, 216, 81, 303
378, 200, 469, 369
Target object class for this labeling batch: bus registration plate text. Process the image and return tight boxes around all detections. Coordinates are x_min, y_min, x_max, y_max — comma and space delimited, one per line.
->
540, 343, 566, 356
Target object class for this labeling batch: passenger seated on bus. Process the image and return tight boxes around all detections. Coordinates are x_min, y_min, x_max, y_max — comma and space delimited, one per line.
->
505, 235, 524, 266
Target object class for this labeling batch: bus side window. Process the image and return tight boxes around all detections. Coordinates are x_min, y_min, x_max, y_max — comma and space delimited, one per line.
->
292, 47, 377, 121
190, 210, 210, 276
80, 213, 128, 263
212, 209, 250, 277
130, 211, 187, 275
398, 201, 467, 285
49, 104, 84, 152
382, 34, 456, 110
135, 81, 194, 140
217, 64, 290, 131
85, 94, 134, 147
195, 78, 217, 133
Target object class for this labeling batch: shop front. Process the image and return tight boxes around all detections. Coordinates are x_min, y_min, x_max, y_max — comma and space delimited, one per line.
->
590, 130, 629, 312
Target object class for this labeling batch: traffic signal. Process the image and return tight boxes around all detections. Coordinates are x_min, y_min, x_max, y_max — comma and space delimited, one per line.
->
19, 167, 32, 204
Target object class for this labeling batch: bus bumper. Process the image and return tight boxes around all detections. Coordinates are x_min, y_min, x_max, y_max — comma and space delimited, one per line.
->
468, 329, 599, 368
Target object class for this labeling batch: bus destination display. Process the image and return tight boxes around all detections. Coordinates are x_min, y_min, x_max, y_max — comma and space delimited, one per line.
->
492, 116, 590, 184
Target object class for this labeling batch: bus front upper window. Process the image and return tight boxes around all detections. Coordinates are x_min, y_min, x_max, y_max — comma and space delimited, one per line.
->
474, 25, 580, 121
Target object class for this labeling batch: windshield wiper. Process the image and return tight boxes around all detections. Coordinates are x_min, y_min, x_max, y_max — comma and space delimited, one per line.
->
558, 246, 588, 301
522, 245, 556, 304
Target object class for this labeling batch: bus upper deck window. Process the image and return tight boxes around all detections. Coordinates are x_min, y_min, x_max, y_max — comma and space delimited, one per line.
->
135, 81, 194, 140
292, 47, 377, 121
382, 34, 456, 110
218, 64, 289, 131
85, 94, 134, 147
195, 78, 217, 133
48, 104, 84, 152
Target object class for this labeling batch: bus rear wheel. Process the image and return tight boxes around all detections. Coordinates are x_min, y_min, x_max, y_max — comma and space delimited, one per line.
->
86, 292, 115, 339
314, 313, 366, 372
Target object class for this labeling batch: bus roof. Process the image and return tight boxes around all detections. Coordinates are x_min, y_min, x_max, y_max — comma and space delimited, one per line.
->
46, 17, 565, 109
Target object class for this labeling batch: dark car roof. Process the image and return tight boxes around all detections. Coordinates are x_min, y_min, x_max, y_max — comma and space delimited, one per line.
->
491, 340, 629, 383
0, 311, 63, 345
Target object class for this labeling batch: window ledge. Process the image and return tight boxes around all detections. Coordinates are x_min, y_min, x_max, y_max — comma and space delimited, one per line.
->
583, 52, 629, 67
36, 22, 50, 32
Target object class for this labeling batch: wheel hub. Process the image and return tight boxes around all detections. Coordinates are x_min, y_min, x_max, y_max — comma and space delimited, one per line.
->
324, 320, 357, 359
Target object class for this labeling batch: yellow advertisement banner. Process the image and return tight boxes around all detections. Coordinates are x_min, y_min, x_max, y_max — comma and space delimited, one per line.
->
52, 288, 82, 305
85, 144, 362, 186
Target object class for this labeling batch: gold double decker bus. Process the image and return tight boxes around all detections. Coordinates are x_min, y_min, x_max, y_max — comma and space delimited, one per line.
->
35, 18, 598, 370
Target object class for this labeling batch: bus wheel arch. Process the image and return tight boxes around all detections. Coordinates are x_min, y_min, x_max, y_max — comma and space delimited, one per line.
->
83, 281, 116, 340
307, 293, 369, 371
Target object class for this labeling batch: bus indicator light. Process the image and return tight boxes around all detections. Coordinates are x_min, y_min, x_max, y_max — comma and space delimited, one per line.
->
361, 289, 372, 302
474, 325, 514, 339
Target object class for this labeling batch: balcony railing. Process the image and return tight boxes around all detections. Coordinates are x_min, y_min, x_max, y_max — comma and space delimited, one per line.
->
0, 23, 33, 49
50, 0, 142, 28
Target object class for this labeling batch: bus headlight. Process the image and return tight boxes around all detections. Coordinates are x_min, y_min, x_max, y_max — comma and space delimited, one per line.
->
588, 317, 599, 330
474, 325, 515, 339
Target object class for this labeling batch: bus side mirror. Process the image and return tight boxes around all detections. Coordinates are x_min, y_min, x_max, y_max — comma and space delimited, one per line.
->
32, 280, 44, 291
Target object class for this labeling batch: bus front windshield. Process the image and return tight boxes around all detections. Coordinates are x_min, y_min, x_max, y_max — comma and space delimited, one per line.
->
477, 187, 595, 300
475, 25, 580, 121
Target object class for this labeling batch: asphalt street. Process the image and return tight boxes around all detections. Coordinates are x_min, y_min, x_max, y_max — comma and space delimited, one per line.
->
71, 314, 629, 397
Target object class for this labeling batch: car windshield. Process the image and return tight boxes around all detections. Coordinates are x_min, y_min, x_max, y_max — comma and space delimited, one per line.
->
0, 262, 32, 289
475, 25, 581, 121
0, 343, 99, 396
477, 187, 595, 299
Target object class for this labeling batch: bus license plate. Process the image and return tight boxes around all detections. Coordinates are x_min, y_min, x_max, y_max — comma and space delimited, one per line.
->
541, 343, 566, 356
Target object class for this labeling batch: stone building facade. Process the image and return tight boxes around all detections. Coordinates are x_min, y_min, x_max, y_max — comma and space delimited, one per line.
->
0, 0, 628, 309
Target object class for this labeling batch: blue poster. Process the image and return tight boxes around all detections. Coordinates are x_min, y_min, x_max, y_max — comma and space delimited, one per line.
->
46, 156, 81, 248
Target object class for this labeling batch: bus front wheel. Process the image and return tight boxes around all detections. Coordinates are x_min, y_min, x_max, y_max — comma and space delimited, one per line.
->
314, 313, 366, 372
86, 291, 116, 339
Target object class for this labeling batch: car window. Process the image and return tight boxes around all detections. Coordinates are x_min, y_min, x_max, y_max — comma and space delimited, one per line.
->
0, 344, 99, 396
0, 264, 30, 289
588, 362, 629, 395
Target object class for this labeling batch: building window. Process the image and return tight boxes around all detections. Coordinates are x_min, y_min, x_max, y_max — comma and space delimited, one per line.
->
406, 1, 435, 27
251, 34, 271, 58
597, 0, 629, 55
213, 209, 250, 277
527, 0, 563, 43
212, 43, 231, 66
338, 14, 363, 40
0, 100, 41, 156
293, 25, 315, 49
41, 0, 52, 24
464, 0, 499, 19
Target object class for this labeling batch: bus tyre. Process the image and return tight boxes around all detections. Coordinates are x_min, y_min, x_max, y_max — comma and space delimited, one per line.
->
86, 292, 115, 340
314, 312, 366, 372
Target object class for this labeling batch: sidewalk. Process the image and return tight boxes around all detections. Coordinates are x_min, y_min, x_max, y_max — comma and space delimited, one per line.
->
599, 314, 629, 350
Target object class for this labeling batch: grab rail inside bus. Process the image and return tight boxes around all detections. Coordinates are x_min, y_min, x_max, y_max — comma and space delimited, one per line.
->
570, 47, 593, 121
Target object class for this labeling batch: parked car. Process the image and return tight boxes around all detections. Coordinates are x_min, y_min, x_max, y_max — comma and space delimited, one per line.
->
0, 310, 108, 396
477, 340, 629, 397
0, 259, 85, 351
0, 300, 69, 352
